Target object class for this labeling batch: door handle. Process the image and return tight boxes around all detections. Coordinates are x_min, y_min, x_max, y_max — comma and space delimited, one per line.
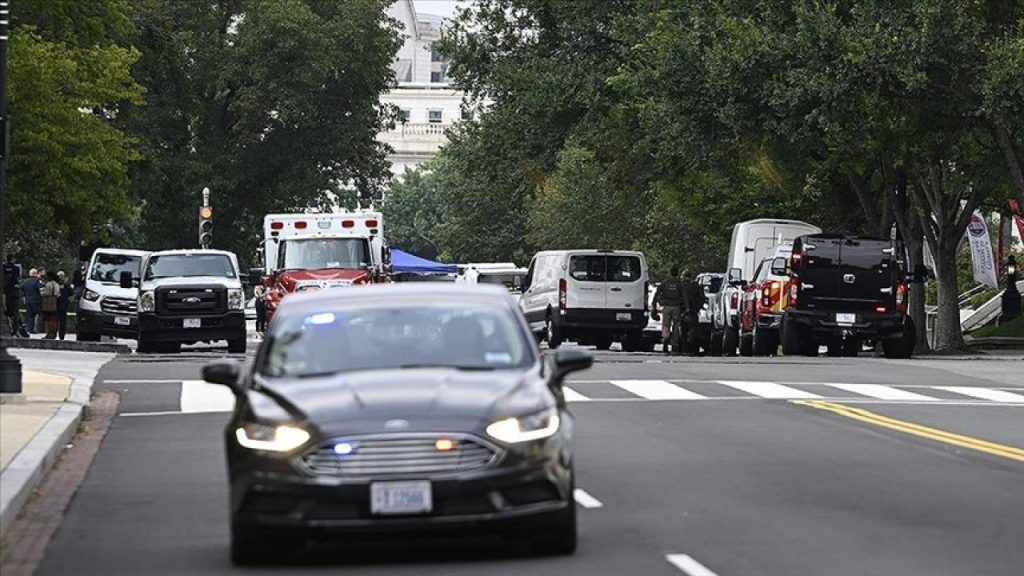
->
610, 287, 622, 292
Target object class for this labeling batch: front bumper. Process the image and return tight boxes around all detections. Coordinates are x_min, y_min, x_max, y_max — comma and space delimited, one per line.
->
228, 435, 573, 536
786, 309, 906, 339
756, 312, 782, 330
138, 310, 246, 342
77, 308, 138, 338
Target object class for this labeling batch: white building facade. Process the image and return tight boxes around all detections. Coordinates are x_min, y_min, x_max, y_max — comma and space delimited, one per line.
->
379, 1, 468, 177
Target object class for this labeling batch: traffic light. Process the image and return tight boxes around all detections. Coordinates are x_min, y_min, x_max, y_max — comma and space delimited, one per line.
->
198, 206, 213, 247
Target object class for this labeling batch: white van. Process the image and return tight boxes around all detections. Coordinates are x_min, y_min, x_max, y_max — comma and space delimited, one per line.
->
76, 248, 150, 341
520, 250, 649, 351
456, 263, 528, 300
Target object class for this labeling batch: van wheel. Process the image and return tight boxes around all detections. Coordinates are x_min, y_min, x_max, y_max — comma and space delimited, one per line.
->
159, 341, 181, 354
545, 316, 564, 349
722, 326, 739, 356
593, 334, 613, 351
738, 333, 753, 356
882, 316, 916, 359
708, 331, 723, 356
623, 331, 644, 352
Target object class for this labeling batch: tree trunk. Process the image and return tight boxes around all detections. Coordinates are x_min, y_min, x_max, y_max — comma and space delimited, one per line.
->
931, 246, 964, 350
906, 235, 930, 352
991, 121, 1024, 208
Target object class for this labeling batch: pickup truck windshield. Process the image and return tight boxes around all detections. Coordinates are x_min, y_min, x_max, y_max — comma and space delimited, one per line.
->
144, 254, 236, 280
278, 238, 370, 270
90, 254, 142, 284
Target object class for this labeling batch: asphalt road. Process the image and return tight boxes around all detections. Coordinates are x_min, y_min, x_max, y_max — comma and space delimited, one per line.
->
32, 344, 1024, 576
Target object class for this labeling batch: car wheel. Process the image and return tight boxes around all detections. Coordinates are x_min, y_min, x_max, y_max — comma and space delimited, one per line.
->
545, 315, 564, 349
228, 334, 247, 354
738, 332, 753, 356
882, 316, 916, 359
722, 326, 739, 356
531, 498, 577, 556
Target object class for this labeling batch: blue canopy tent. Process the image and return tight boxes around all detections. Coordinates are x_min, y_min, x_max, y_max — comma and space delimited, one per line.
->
390, 249, 458, 276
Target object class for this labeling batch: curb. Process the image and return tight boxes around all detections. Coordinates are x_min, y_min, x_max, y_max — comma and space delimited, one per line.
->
1, 337, 131, 355
0, 363, 101, 537
964, 336, 1024, 351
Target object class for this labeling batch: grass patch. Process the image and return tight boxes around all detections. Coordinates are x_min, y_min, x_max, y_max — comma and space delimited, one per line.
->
970, 315, 1024, 338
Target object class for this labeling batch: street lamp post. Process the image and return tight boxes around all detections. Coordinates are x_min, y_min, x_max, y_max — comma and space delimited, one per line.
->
0, 0, 23, 394
1000, 255, 1020, 323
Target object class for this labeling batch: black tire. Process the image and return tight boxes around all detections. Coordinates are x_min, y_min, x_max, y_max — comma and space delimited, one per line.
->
228, 334, 247, 354
738, 332, 753, 356
136, 337, 156, 354
622, 331, 644, 353
752, 326, 777, 356
722, 326, 739, 356
545, 315, 564, 349
593, 335, 613, 351
76, 330, 101, 342
530, 499, 577, 556
782, 313, 816, 357
882, 316, 916, 359
842, 339, 861, 357
159, 341, 182, 354
826, 341, 843, 357
708, 331, 723, 356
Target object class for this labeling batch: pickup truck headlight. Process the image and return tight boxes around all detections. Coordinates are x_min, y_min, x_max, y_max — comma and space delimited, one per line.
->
83, 289, 101, 302
227, 288, 244, 310
235, 423, 310, 452
139, 291, 155, 313
486, 407, 560, 444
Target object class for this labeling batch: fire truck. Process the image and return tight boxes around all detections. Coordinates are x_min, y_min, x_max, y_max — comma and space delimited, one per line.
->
258, 211, 389, 322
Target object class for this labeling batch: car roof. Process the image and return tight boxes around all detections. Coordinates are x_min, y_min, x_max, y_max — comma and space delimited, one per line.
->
276, 283, 515, 317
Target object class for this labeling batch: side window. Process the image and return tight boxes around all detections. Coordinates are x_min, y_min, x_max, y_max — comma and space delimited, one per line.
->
524, 260, 536, 290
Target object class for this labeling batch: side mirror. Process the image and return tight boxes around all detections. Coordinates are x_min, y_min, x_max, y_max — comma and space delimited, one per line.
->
770, 258, 788, 276
248, 268, 263, 286
202, 360, 242, 393
551, 348, 593, 382
382, 246, 392, 265
728, 267, 743, 286
119, 271, 133, 289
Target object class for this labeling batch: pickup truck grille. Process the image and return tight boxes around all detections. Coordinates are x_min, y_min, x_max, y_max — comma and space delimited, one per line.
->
157, 287, 225, 315
100, 296, 137, 315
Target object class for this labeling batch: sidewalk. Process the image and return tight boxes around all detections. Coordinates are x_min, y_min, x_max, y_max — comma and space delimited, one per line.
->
0, 349, 113, 536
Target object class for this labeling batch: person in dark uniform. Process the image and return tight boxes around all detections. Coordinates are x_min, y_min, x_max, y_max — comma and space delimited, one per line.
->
56, 271, 74, 340
3, 255, 27, 337
653, 267, 684, 353
679, 270, 703, 354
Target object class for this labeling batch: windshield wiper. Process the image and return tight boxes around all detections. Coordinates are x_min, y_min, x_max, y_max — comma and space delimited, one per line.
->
399, 363, 497, 371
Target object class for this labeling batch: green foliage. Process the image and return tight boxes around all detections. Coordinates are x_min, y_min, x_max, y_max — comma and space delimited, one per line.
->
380, 159, 447, 261
970, 315, 1024, 339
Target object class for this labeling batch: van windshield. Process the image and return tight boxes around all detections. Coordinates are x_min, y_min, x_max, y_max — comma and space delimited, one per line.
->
144, 254, 236, 280
278, 238, 370, 271
90, 254, 142, 284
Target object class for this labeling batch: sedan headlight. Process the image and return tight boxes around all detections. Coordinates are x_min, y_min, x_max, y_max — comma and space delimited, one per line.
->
486, 407, 560, 444
139, 291, 155, 313
227, 288, 244, 310
235, 423, 310, 452
83, 289, 101, 302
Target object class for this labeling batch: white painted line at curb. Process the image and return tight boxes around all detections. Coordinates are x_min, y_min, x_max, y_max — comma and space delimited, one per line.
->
667, 553, 720, 576
573, 488, 603, 508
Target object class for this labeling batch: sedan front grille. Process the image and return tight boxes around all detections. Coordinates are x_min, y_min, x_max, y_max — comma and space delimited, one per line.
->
100, 296, 137, 315
298, 434, 500, 477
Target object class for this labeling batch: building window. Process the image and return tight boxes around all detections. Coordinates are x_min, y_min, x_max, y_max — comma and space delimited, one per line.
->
398, 108, 410, 123
461, 108, 473, 121
430, 70, 446, 83
428, 110, 443, 124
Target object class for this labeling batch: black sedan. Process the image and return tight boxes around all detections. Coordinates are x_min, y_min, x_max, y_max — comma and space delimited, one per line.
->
202, 284, 593, 564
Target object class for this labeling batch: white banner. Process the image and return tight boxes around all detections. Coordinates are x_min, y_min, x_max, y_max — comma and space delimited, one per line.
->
967, 211, 998, 289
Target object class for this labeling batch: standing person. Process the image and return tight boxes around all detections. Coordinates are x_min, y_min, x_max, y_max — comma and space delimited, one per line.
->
21, 267, 43, 333
679, 270, 703, 354
653, 267, 684, 354
41, 270, 61, 339
56, 271, 74, 340
254, 285, 268, 336
3, 254, 26, 336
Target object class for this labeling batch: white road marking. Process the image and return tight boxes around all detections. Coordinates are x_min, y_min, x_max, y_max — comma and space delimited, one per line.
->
717, 380, 821, 399
933, 386, 1024, 403
180, 380, 235, 413
573, 488, 603, 508
826, 383, 938, 401
563, 386, 592, 402
610, 380, 707, 400
666, 554, 720, 576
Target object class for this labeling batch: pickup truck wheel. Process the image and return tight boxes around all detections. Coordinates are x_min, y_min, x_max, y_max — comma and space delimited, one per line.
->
782, 313, 817, 356
752, 326, 777, 356
76, 330, 101, 342
545, 316, 564, 349
228, 334, 247, 354
159, 341, 181, 354
136, 338, 155, 354
738, 332, 753, 356
842, 339, 861, 357
722, 326, 739, 356
882, 316, 916, 359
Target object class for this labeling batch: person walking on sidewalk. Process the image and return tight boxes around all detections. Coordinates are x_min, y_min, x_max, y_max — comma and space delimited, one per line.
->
254, 285, 268, 336
57, 271, 74, 340
653, 267, 684, 354
22, 267, 43, 333
41, 270, 61, 339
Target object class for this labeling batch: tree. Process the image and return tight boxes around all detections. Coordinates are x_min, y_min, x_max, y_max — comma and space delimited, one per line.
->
118, 0, 401, 261
380, 159, 446, 260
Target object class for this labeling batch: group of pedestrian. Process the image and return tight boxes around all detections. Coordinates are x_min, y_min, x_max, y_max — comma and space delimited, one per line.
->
2, 255, 76, 340
653, 267, 704, 355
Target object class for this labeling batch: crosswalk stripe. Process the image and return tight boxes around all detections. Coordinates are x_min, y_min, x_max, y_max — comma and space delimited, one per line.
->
825, 383, 938, 401
180, 380, 236, 413
562, 386, 592, 402
716, 380, 821, 399
609, 380, 707, 400
932, 386, 1024, 403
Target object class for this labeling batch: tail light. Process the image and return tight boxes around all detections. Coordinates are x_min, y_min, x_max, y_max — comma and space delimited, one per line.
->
558, 278, 567, 311
643, 281, 650, 311
895, 283, 907, 313
365, 219, 379, 228
875, 305, 888, 313
789, 279, 799, 307
730, 292, 739, 310
294, 221, 307, 229
761, 281, 781, 308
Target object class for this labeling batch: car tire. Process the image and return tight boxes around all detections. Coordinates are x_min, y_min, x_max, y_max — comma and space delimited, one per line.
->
708, 330, 723, 356
593, 334, 613, 351
531, 499, 577, 556
752, 326, 777, 356
782, 312, 816, 356
623, 331, 644, 352
136, 337, 155, 354
882, 316, 916, 359
76, 330, 101, 342
738, 332, 753, 356
545, 315, 564, 349
228, 334, 247, 354
722, 326, 739, 356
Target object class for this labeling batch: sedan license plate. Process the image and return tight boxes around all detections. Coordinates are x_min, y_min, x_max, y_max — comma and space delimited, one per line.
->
183, 318, 201, 329
114, 316, 131, 326
371, 481, 432, 515
616, 312, 632, 322
835, 313, 856, 325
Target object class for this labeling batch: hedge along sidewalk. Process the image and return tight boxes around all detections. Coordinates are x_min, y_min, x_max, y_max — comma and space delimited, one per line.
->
0, 349, 114, 536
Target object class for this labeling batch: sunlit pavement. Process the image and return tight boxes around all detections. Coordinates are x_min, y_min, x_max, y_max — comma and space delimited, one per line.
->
19, 345, 1024, 576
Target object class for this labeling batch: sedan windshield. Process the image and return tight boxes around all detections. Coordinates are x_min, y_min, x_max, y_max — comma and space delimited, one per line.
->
279, 238, 370, 270
90, 254, 141, 284
144, 254, 236, 280
261, 303, 534, 377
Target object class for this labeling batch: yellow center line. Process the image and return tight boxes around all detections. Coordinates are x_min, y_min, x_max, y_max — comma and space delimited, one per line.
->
792, 400, 1024, 462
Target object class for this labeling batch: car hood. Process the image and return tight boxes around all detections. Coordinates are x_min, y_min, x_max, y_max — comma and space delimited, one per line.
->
142, 276, 240, 290
249, 368, 549, 437
87, 283, 138, 299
